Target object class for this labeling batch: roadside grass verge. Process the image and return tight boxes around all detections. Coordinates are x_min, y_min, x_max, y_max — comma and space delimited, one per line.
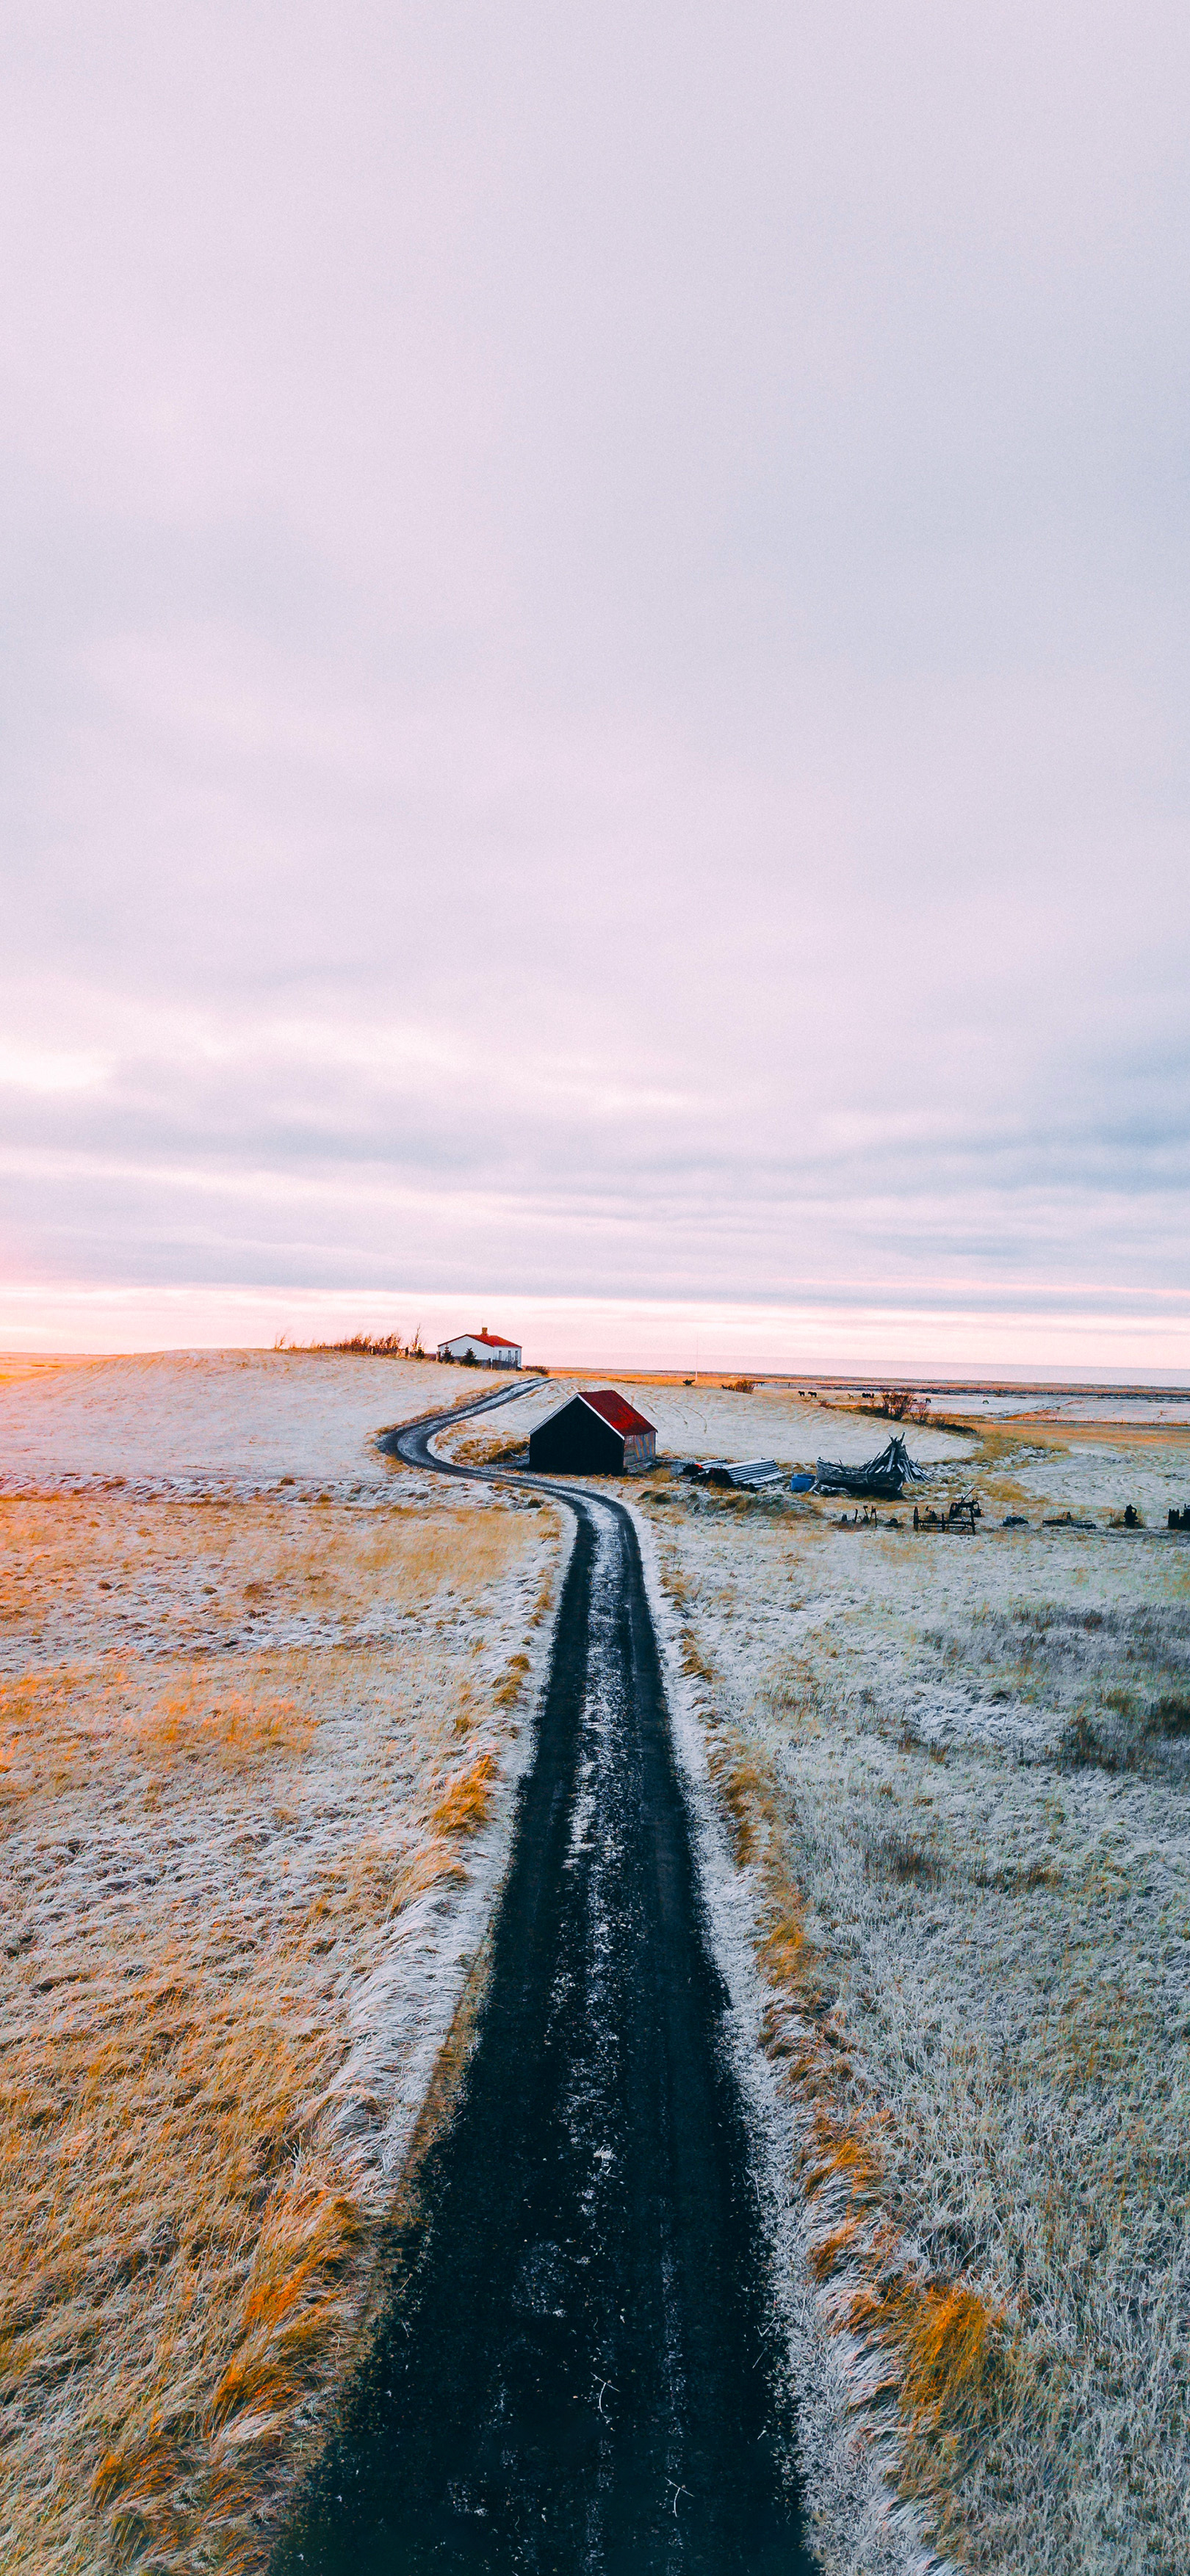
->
703, 1725, 1023, 2542
0, 1487, 563, 2575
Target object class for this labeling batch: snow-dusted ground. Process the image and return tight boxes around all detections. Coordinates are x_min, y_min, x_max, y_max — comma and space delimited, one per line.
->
918, 1388, 1190, 1425
1002, 1432, 1190, 1524
8, 1354, 1189, 2571
625, 1392, 1190, 2575
472, 1372, 1190, 1527
0, 1347, 513, 1499
0, 1353, 567, 2575
443, 1373, 978, 1473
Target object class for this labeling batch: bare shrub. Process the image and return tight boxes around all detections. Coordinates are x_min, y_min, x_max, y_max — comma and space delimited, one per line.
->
870, 1387, 931, 1422
286, 1331, 428, 1358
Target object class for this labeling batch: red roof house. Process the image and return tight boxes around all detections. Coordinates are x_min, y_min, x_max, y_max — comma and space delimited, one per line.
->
436, 1328, 522, 1368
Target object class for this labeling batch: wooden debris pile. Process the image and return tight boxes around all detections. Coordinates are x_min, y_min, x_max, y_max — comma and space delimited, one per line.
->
812, 1434, 925, 1499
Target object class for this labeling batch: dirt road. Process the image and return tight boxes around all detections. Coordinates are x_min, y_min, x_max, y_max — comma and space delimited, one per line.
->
274, 1383, 813, 2573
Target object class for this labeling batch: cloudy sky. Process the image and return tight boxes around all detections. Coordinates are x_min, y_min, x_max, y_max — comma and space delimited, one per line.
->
2, 3, 1188, 1373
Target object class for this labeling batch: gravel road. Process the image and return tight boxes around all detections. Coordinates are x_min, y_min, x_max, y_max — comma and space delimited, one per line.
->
274, 1382, 813, 2574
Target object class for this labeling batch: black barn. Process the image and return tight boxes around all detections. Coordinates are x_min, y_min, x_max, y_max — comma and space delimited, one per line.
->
528, 1388, 657, 1475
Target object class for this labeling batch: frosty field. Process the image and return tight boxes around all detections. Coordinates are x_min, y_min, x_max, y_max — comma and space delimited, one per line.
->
5, 1352, 1189, 2575
0, 1353, 564, 2575
453, 1375, 1190, 2572
636, 1404, 1190, 2575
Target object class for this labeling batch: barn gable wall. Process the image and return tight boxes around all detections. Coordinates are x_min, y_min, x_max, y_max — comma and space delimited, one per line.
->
527, 1399, 624, 1474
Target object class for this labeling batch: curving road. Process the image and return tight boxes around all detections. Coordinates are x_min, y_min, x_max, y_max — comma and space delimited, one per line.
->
274, 1380, 814, 2575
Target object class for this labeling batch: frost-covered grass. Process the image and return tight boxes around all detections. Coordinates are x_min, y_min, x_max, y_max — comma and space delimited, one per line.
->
638, 1407, 1190, 2576
441, 1373, 978, 1480
0, 1346, 513, 1498
0, 1404, 564, 2575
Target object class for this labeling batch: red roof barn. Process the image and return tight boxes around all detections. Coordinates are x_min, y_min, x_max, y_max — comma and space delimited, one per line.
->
528, 1388, 657, 1475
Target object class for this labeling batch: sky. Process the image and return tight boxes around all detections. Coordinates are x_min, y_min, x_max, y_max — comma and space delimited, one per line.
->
1, 3, 1189, 1375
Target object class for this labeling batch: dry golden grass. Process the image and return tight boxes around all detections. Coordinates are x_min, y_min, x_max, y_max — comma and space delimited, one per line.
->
666, 1632, 1023, 2563
0, 1353, 101, 1389
135, 1682, 314, 1768
0, 1483, 563, 2576
430, 1750, 499, 1837
1, 1899, 362, 2570
0, 1488, 541, 1676
749, 1787, 1020, 2545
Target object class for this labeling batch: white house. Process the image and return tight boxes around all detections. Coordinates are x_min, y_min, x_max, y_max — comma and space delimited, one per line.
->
436, 1327, 522, 1369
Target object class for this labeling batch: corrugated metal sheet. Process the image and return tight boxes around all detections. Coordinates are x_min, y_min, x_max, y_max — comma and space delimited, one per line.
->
682, 1456, 781, 1488
724, 1458, 782, 1488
